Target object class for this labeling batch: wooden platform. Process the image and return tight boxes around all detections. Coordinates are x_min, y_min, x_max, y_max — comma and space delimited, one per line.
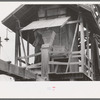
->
0, 59, 36, 81
49, 72, 92, 81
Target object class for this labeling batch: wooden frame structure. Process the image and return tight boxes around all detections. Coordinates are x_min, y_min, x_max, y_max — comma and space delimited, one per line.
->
1, 4, 100, 81
16, 13, 94, 81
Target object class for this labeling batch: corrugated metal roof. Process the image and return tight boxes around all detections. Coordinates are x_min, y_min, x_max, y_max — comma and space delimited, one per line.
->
21, 17, 70, 31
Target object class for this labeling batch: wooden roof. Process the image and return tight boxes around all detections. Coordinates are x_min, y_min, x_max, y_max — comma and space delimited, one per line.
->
2, 4, 100, 44
21, 17, 70, 31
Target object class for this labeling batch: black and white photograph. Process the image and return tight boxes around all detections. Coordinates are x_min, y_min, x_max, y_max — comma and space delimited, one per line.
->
0, 3, 100, 81
0, 1, 100, 98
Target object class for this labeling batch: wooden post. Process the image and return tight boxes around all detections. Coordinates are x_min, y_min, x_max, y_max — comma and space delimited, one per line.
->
91, 33, 100, 80
15, 20, 19, 65
67, 17, 79, 73
41, 44, 50, 80
18, 36, 22, 66
20, 31, 28, 66
27, 34, 29, 64
80, 15, 85, 73
86, 23, 90, 77
66, 22, 79, 72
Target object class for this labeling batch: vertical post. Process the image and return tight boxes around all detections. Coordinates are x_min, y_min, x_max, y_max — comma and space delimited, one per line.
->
27, 34, 29, 64
91, 33, 94, 80
15, 20, 19, 65
80, 14, 85, 73
15, 19, 27, 66
86, 23, 90, 77
41, 44, 50, 80
66, 22, 79, 72
91, 33, 100, 80
18, 36, 22, 66
20, 31, 28, 66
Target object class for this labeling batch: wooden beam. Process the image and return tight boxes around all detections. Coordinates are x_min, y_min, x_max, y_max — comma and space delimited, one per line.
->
0, 59, 36, 80
18, 52, 41, 59
49, 61, 81, 65
41, 44, 50, 80
86, 23, 90, 77
91, 37, 100, 80
23, 63, 41, 69
49, 51, 81, 55
18, 32, 22, 66
91, 34, 100, 80
80, 15, 85, 73
17, 59, 30, 65
15, 20, 19, 65
66, 20, 81, 24
66, 18, 79, 72
20, 31, 27, 65
27, 34, 29, 64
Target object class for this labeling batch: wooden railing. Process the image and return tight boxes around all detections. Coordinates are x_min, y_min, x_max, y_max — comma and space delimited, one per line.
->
17, 52, 41, 69
84, 55, 94, 80
17, 46, 93, 80
49, 50, 93, 80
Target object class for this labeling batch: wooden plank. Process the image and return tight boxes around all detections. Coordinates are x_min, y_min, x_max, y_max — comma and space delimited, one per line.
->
23, 63, 41, 69
18, 67, 25, 77
25, 70, 36, 79
90, 33, 100, 80
18, 36, 22, 66
17, 59, 30, 65
0, 59, 9, 72
18, 52, 41, 59
49, 50, 81, 55
71, 55, 81, 58
72, 51, 81, 54
66, 20, 81, 24
49, 61, 81, 65
66, 19, 79, 72
15, 20, 19, 65
80, 15, 85, 73
9, 64, 19, 75
86, 24, 89, 57
85, 55, 92, 63
0, 59, 36, 79
20, 31, 27, 65
27, 34, 29, 64
49, 51, 68, 54
86, 23, 91, 77
41, 44, 50, 79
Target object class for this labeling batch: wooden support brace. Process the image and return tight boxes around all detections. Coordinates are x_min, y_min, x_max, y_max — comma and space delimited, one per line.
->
67, 20, 81, 24
66, 18, 79, 72
20, 31, 28, 66
18, 52, 41, 59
